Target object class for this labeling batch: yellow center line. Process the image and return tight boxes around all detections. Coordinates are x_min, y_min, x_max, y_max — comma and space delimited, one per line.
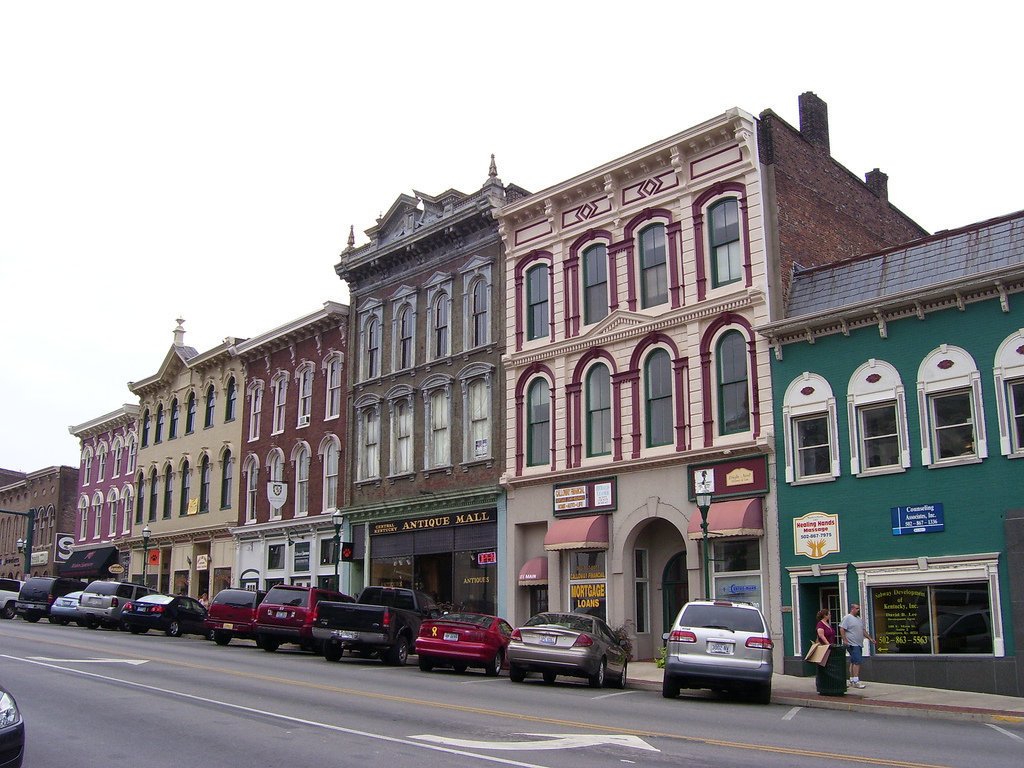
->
3, 630, 958, 768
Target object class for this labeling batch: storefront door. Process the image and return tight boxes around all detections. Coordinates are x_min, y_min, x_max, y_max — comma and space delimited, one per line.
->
661, 551, 689, 635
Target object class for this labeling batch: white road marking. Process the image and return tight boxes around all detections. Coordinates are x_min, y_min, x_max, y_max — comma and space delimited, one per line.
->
411, 733, 659, 752
985, 723, 1024, 742
28, 657, 148, 665
781, 706, 802, 721
593, 690, 639, 700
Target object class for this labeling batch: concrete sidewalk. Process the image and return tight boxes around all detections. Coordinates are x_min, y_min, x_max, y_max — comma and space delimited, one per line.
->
626, 661, 1024, 724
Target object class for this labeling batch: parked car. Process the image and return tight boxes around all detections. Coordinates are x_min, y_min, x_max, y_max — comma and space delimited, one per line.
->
416, 612, 513, 676
205, 588, 267, 646
507, 612, 629, 688
0, 579, 22, 620
313, 586, 438, 665
256, 585, 353, 653
662, 599, 774, 704
121, 594, 211, 638
0, 683, 25, 768
48, 591, 86, 626
15, 577, 88, 623
78, 580, 158, 630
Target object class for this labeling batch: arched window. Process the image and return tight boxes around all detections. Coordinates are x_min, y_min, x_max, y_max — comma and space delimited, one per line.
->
78, 496, 89, 541
365, 317, 380, 379
471, 279, 488, 347
244, 457, 259, 523
717, 331, 750, 434
107, 490, 119, 537
297, 366, 313, 425
433, 293, 450, 359
644, 350, 673, 447
639, 224, 668, 308
583, 244, 609, 325
268, 452, 284, 483
709, 199, 741, 287
154, 405, 165, 444
398, 306, 414, 369
221, 450, 233, 509
322, 441, 339, 510
326, 357, 343, 419
92, 494, 103, 538
179, 460, 191, 516
526, 264, 549, 341
199, 455, 211, 512
393, 401, 412, 475
225, 377, 237, 422
169, 398, 179, 439
204, 385, 216, 428
272, 375, 287, 433
294, 446, 309, 516
249, 383, 263, 440
136, 472, 146, 524
141, 409, 151, 447
121, 487, 133, 534
586, 364, 612, 457
185, 392, 197, 434
467, 378, 490, 460
162, 465, 173, 519
527, 379, 551, 467
359, 408, 379, 481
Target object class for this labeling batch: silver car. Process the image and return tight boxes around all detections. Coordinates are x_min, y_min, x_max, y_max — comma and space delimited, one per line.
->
49, 591, 86, 626
507, 612, 629, 688
662, 599, 773, 704
79, 581, 157, 630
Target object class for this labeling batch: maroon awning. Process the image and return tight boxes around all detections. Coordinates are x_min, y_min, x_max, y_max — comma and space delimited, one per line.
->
518, 556, 548, 585
543, 515, 609, 551
687, 498, 763, 539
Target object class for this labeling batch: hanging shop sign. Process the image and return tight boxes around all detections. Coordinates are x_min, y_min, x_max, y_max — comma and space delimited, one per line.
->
891, 503, 944, 535
370, 509, 494, 535
688, 456, 768, 501
553, 477, 616, 518
794, 512, 840, 559
267, 482, 288, 511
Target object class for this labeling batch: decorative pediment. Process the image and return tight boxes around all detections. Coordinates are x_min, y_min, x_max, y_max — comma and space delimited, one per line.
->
366, 193, 420, 244
584, 311, 649, 338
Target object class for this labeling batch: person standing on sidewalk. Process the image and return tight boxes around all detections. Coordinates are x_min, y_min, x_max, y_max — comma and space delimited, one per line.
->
840, 603, 874, 688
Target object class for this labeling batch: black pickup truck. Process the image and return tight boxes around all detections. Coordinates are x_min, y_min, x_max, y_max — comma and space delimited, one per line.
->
312, 586, 441, 665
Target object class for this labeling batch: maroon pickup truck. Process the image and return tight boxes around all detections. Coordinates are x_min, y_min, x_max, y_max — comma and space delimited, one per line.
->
256, 585, 353, 653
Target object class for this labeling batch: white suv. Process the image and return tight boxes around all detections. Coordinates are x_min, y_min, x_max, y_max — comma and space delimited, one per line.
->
0, 578, 22, 620
662, 599, 774, 704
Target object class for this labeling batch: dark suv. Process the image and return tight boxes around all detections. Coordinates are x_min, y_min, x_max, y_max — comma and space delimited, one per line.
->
206, 588, 267, 646
256, 585, 352, 653
15, 577, 88, 623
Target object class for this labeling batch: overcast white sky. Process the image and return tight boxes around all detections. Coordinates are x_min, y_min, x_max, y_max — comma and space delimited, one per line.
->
1, 2, 1020, 473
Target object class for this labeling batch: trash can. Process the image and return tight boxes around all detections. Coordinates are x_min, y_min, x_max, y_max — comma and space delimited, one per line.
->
815, 646, 847, 696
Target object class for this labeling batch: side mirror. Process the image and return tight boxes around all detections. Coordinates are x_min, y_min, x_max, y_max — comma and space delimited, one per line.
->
662, 632, 670, 642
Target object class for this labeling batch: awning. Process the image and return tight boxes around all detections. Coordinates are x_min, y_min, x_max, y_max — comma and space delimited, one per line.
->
518, 556, 548, 585
59, 546, 120, 579
543, 515, 609, 551
687, 498, 764, 539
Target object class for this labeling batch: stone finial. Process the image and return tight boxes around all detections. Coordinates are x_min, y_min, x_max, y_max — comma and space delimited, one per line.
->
489, 153, 498, 179
173, 318, 186, 347
347, 225, 355, 249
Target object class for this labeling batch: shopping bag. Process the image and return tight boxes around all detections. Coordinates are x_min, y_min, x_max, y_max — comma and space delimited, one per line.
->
804, 641, 830, 665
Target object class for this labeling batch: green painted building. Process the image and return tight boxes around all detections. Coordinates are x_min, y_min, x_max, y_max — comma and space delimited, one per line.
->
759, 210, 1024, 696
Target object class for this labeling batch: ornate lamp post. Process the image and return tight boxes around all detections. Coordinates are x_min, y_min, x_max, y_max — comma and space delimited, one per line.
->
695, 491, 713, 601
141, 524, 152, 586
331, 510, 343, 592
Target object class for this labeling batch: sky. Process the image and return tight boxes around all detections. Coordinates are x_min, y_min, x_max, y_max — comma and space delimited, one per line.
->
1, 2, 1020, 473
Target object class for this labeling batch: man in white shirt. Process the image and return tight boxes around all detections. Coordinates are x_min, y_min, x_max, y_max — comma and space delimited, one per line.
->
840, 603, 875, 688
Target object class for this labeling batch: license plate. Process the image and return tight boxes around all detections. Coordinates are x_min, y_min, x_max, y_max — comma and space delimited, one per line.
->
443, 632, 459, 642
708, 641, 733, 655
539, 635, 557, 645
276, 611, 288, 618
333, 630, 358, 640
222, 623, 234, 630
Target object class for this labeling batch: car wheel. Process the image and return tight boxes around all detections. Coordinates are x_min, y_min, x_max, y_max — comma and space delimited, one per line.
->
48, 616, 63, 625
542, 670, 557, 685
588, 658, 606, 689
613, 659, 628, 689
166, 620, 182, 637
754, 682, 771, 705
85, 616, 100, 630
129, 626, 147, 634
260, 636, 280, 652
385, 636, 409, 666
324, 642, 344, 662
662, 674, 681, 699
452, 663, 468, 673
485, 649, 503, 678
23, 613, 40, 623
214, 630, 232, 646
508, 663, 526, 683
1, 603, 15, 620
418, 655, 434, 672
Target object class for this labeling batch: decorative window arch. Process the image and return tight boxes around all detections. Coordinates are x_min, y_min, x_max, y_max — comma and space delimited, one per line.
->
461, 256, 493, 350
247, 380, 264, 440
514, 364, 555, 474
782, 372, 840, 483
121, 484, 134, 534
141, 409, 151, 448
199, 454, 212, 513
296, 362, 314, 426
716, 331, 750, 435
847, 359, 910, 474
78, 495, 90, 541
354, 394, 381, 482
106, 488, 119, 537
708, 197, 742, 288
323, 352, 344, 419
386, 384, 415, 477
319, 435, 341, 511
220, 448, 233, 509
692, 182, 752, 300
459, 363, 494, 464
994, 328, 1024, 456
291, 442, 311, 516
126, 433, 138, 473
917, 345, 986, 465
243, 454, 259, 523
111, 436, 125, 478
81, 446, 94, 486
162, 464, 173, 519
422, 374, 453, 470
358, 298, 384, 381
95, 442, 108, 482
623, 209, 676, 312
515, 251, 553, 348
390, 285, 418, 372
699, 314, 759, 445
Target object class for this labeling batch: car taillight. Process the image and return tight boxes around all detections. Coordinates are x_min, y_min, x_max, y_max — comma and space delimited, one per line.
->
111, 598, 119, 608
47, 595, 55, 605
152, 605, 164, 614
572, 633, 594, 647
124, 602, 133, 611
746, 637, 773, 650
382, 609, 391, 627
510, 628, 521, 641
669, 630, 697, 643
310, 603, 319, 622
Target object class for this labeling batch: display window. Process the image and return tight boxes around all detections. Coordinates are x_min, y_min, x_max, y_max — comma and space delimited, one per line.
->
871, 581, 992, 655
568, 550, 607, 621
711, 538, 762, 608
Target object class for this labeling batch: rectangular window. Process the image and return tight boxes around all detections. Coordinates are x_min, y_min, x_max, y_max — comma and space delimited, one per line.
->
327, 361, 342, 418
267, 544, 284, 570
859, 402, 900, 469
568, 551, 606, 623
298, 370, 313, 425
272, 381, 286, 434
393, 404, 412, 475
634, 549, 648, 634
320, 538, 338, 566
468, 380, 489, 460
639, 225, 668, 308
1011, 380, 1024, 452
711, 539, 762, 607
293, 541, 310, 572
871, 581, 992, 655
930, 390, 975, 460
526, 265, 549, 341
249, 388, 262, 441
430, 391, 450, 468
97, 453, 106, 482
361, 411, 379, 480
795, 415, 831, 479
113, 446, 123, 477
246, 468, 258, 523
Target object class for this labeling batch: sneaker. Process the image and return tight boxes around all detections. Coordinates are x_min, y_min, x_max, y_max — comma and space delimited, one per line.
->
852, 680, 866, 688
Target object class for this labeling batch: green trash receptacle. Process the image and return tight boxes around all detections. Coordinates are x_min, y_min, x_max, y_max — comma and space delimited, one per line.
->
815, 646, 847, 696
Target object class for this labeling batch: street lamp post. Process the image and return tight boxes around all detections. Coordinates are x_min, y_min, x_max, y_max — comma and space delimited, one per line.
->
331, 510, 343, 592
695, 491, 713, 601
141, 524, 152, 586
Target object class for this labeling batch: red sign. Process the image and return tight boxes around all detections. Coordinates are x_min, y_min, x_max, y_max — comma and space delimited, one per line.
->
476, 551, 497, 566
147, 549, 160, 566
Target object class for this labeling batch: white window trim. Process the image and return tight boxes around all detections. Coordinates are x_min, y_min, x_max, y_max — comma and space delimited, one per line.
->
385, 385, 415, 478
422, 375, 453, 472
244, 455, 259, 523
292, 442, 311, 517
107, 491, 118, 537
782, 372, 840, 483
425, 272, 454, 362
459, 363, 494, 464
296, 362, 314, 427
319, 436, 340, 512
460, 256, 492, 350
248, 381, 264, 441
354, 395, 382, 482
271, 373, 289, 435
916, 345, 987, 466
847, 359, 910, 475
993, 328, 1024, 456
266, 449, 285, 520
358, 298, 384, 382
322, 352, 344, 421
121, 487, 133, 534
390, 286, 418, 372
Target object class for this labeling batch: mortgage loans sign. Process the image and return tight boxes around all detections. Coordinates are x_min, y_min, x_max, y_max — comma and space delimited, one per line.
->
794, 512, 839, 559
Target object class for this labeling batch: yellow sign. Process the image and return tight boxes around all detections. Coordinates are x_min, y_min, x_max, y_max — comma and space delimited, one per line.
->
793, 512, 840, 559
187, 498, 199, 515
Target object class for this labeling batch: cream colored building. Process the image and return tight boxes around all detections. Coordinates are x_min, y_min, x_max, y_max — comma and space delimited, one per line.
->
127, 320, 245, 597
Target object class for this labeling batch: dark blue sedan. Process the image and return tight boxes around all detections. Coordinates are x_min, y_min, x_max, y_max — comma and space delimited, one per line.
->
122, 594, 211, 638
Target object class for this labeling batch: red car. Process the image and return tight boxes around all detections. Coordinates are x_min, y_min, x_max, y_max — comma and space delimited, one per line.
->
205, 588, 266, 646
415, 613, 513, 676
256, 585, 352, 653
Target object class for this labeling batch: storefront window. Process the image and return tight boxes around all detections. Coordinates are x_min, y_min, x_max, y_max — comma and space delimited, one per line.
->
711, 539, 762, 608
871, 582, 992, 655
372, 556, 413, 588
568, 550, 607, 621
293, 542, 310, 573
267, 544, 284, 570
452, 551, 496, 614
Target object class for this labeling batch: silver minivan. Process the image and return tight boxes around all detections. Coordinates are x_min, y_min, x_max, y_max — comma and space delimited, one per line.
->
662, 600, 773, 704
79, 581, 157, 629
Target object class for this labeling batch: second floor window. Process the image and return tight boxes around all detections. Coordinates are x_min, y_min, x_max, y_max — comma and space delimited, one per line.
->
221, 450, 233, 509
360, 410, 379, 481
204, 385, 216, 428
365, 317, 380, 379
526, 264, 549, 341
583, 244, 609, 325
717, 331, 750, 434
645, 350, 673, 447
141, 410, 151, 447
298, 368, 313, 425
179, 460, 191, 516
930, 390, 976, 460
639, 224, 668, 308
326, 359, 342, 418
429, 390, 450, 468
398, 307, 414, 369
586, 364, 612, 457
858, 403, 900, 470
199, 456, 211, 512
527, 379, 550, 467
433, 294, 450, 359
249, 386, 262, 440
169, 399, 179, 439
186, 392, 196, 434
163, 466, 173, 519
245, 462, 258, 522
323, 442, 339, 509
155, 405, 164, 444
295, 447, 309, 515
272, 378, 287, 433
225, 377, 237, 422
471, 280, 488, 347
393, 401, 412, 475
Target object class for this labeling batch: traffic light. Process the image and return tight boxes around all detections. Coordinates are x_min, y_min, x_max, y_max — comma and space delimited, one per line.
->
340, 542, 355, 562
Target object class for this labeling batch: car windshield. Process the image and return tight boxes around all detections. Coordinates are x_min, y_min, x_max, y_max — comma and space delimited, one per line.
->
84, 582, 121, 595
524, 613, 593, 633
678, 604, 765, 632
438, 613, 491, 627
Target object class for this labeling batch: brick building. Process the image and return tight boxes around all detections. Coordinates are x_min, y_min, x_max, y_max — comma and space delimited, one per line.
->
0, 466, 79, 579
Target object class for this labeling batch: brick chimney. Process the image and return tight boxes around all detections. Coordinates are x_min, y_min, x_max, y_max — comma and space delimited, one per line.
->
865, 168, 888, 201
798, 91, 830, 154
